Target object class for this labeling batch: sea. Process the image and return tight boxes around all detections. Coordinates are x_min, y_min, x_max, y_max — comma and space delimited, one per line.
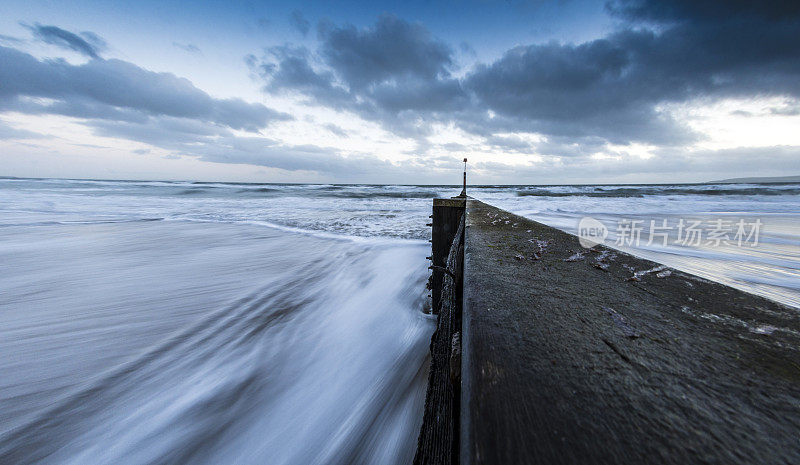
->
1, 177, 798, 464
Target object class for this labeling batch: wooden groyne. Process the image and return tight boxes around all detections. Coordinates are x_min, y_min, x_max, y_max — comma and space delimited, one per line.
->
416, 198, 465, 465
416, 198, 800, 464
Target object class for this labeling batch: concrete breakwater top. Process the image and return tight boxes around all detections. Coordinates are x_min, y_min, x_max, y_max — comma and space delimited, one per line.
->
418, 199, 800, 465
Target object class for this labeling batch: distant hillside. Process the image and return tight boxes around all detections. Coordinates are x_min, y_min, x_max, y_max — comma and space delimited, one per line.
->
709, 175, 800, 184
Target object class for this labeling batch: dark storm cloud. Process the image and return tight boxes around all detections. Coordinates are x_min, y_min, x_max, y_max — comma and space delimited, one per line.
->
463, 34, 704, 145
258, 45, 350, 107
289, 10, 311, 36
24, 24, 106, 58
607, 0, 800, 23
256, 15, 469, 138
465, 1, 800, 144
260, 14, 462, 110
317, 14, 454, 90
315, 15, 469, 122
256, 6, 800, 154
474, 1, 800, 103
0, 46, 290, 131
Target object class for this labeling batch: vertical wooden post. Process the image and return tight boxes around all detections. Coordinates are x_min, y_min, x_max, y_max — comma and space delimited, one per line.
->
430, 198, 465, 314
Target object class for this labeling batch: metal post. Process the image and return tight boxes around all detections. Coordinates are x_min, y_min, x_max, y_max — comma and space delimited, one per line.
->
459, 158, 467, 197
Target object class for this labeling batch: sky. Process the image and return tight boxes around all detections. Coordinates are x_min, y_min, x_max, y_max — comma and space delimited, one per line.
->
1, 0, 799, 184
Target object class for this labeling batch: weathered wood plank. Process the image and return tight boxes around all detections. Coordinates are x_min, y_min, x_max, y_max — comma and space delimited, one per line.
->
430, 198, 465, 314
415, 208, 464, 465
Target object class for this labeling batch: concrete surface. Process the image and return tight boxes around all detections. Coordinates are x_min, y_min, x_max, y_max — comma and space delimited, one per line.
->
460, 199, 800, 465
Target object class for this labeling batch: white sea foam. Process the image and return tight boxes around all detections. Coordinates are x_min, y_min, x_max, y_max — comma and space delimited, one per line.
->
0, 219, 433, 464
0, 177, 798, 463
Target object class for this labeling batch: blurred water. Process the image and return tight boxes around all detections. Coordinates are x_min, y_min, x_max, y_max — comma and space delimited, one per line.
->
1, 177, 798, 306
0, 177, 798, 463
0, 219, 433, 464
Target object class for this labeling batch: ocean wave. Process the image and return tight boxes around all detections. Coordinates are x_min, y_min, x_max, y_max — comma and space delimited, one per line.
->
1, 177, 798, 307
224, 188, 442, 199
178, 188, 215, 195
516, 186, 800, 197
0, 218, 165, 227
0, 227, 433, 465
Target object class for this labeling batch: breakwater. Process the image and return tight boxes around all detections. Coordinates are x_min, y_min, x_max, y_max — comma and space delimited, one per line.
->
416, 198, 800, 464
415, 198, 465, 465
